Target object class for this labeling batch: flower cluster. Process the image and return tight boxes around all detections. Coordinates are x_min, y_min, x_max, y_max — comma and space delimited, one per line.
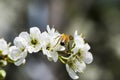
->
0, 25, 93, 79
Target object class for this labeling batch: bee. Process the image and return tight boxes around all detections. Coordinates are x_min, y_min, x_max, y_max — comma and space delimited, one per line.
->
55, 34, 73, 46
59, 34, 69, 46
54, 33, 73, 51
58, 34, 73, 56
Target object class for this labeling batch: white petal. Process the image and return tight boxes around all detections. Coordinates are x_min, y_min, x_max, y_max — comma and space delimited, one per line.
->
59, 46, 65, 51
83, 43, 90, 51
27, 45, 41, 53
83, 52, 93, 64
27, 46, 34, 53
74, 30, 78, 36
30, 27, 41, 39
66, 64, 79, 79
47, 25, 56, 36
21, 50, 27, 58
14, 59, 26, 66
41, 32, 49, 43
33, 46, 41, 53
55, 45, 65, 51
74, 31, 85, 46
42, 48, 51, 57
75, 60, 86, 72
19, 32, 30, 42
50, 51, 58, 62
0, 39, 8, 48
47, 25, 50, 32
51, 27, 55, 33
14, 37, 27, 49
0, 39, 8, 55
22, 59, 26, 64
75, 37, 84, 46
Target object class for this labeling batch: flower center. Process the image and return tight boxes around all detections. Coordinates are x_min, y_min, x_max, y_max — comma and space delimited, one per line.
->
77, 50, 81, 56
46, 43, 50, 50
76, 49, 83, 60
31, 39, 38, 45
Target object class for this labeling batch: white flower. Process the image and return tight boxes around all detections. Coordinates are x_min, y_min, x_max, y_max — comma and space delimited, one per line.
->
66, 31, 93, 79
19, 27, 42, 53
8, 36, 28, 66
0, 39, 9, 55
72, 31, 93, 64
8, 46, 27, 66
41, 25, 65, 62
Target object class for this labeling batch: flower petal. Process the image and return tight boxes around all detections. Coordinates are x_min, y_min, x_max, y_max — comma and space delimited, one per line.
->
66, 64, 79, 79
50, 51, 58, 62
19, 32, 30, 42
33, 45, 41, 53
47, 25, 50, 33
83, 43, 90, 51
0, 39, 9, 55
14, 37, 27, 49
30, 27, 41, 39
75, 60, 86, 72
27, 46, 35, 53
15, 59, 26, 66
83, 52, 93, 64
42, 47, 51, 57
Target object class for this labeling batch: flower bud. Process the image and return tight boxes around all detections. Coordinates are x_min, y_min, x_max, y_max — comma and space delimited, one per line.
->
0, 69, 6, 80
0, 60, 7, 67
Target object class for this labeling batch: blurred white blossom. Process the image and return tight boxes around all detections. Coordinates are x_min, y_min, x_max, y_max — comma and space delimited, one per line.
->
0, 39, 9, 55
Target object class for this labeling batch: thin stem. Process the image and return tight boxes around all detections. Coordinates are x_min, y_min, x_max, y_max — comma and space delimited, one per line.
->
58, 57, 66, 64
60, 56, 69, 60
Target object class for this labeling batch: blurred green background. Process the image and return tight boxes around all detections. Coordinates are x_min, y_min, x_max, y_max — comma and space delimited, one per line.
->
0, 0, 120, 80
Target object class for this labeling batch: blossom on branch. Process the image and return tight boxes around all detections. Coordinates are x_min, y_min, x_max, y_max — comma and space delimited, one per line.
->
0, 25, 93, 80
65, 31, 93, 79
41, 25, 65, 62
8, 46, 27, 66
19, 27, 42, 53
